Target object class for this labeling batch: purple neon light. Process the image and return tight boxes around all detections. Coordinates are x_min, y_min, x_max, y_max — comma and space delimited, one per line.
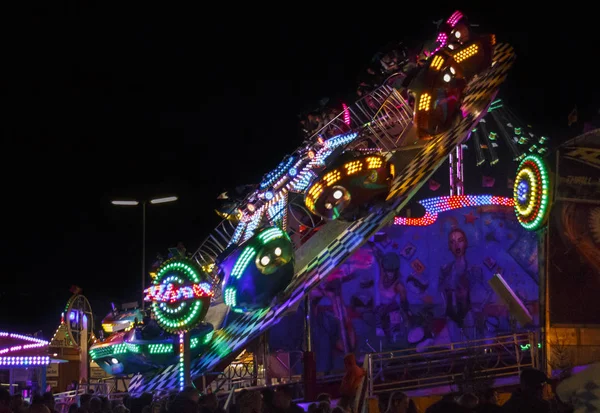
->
0, 332, 49, 356
432, 32, 448, 54
0, 356, 50, 366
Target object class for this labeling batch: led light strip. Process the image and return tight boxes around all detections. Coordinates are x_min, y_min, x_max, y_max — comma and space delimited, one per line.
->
394, 195, 514, 226
513, 154, 550, 230
0, 356, 50, 366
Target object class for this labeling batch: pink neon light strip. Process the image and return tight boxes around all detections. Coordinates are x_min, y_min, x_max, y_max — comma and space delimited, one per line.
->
447, 11, 463, 27
394, 195, 514, 226
431, 32, 448, 55
342, 103, 351, 126
0, 332, 49, 355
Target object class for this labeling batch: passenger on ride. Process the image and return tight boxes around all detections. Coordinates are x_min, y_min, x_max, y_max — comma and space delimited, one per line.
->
306, 112, 324, 134
380, 47, 408, 74
321, 106, 351, 138
298, 117, 311, 139
357, 65, 383, 94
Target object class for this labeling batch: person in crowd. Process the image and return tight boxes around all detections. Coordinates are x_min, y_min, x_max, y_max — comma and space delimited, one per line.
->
10, 394, 26, 413
168, 393, 198, 413
457, 393, 479, 411
28, 405, 50, 413
425, 394, 459, 413
114, 405, 130, 413
261, 388, 275, 413
79, 394, 92, 412
385, 392, 419, 413
238, 390, 262, 413
179, 387, 199, 404
88, 397, 102, 413
272, 387, 303, 413
316, 394, 331, 405
315, 401, 331, 413
502, 368, 552, 413
339, 353, 365, 404
200, 392, 225, 413
0, 389, 11, 413
67, 404, 80, 413
477, 389, 502, 413
385, 392, 409, 413
41, 393, 58, 413
337, 397, 354, 413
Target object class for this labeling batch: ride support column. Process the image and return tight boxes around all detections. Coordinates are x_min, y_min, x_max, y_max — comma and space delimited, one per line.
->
303, 295, 317, 401
80, 313, 89, 383
179, 332, 191, 391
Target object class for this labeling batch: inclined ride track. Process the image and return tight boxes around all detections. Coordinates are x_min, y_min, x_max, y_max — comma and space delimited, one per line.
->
128, 27, 516, 394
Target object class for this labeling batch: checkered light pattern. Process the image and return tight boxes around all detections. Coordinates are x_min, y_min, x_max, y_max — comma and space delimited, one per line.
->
387, 43, 515, 201
128, 43, 516, 395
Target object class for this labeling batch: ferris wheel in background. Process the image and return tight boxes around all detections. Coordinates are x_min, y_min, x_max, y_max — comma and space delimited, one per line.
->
64, 293, 95, 348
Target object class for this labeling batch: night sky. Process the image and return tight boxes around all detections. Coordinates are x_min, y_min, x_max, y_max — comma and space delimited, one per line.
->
2, 5, 597, 338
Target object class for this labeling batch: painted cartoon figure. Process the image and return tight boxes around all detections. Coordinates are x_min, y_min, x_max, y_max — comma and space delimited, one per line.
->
370, 234, 411, 344
439, 227, 483, 342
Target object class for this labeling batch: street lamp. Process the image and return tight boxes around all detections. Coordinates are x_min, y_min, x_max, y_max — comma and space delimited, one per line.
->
111, 195, 178, 311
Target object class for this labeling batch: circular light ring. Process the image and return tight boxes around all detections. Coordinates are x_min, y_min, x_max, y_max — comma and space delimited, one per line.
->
150, 258, 212, 334
513, 154, 550, 230
260, 155, 297, 190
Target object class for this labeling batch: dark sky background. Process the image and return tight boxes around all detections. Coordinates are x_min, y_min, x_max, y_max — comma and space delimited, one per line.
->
1, 5, 597, 338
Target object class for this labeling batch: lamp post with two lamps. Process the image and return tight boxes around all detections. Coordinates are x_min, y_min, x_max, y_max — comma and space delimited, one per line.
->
110, 196, 178, 311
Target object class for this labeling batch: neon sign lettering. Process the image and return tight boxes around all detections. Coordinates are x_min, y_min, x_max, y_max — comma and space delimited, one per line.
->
144, 283, 213, 303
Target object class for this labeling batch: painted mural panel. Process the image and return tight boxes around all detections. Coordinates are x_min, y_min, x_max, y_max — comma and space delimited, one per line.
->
269, 204, 539, 372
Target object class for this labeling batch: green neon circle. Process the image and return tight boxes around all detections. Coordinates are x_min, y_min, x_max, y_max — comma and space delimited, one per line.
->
150, 258, 207, 333
513, 154, 550, 231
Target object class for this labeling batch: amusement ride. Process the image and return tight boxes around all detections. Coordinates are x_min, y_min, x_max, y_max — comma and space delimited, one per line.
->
44, 9, 565, 405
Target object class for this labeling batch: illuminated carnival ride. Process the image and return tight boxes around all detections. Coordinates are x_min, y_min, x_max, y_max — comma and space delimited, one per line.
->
220, 226, 295, 312
88, 10, 554, 394
90, 257, 215, 376
305, 151, 394, 221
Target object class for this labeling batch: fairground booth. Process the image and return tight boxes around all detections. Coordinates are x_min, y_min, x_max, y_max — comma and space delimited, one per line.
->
0, 331, 64, 397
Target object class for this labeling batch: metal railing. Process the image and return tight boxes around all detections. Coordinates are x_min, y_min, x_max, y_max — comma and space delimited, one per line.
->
361, 88, 414, 151
206, 350, 304, 394
208, 360, 259, 393
54, 383, 114, 412
366, 332, 538, 396
189, 81, 405, 274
